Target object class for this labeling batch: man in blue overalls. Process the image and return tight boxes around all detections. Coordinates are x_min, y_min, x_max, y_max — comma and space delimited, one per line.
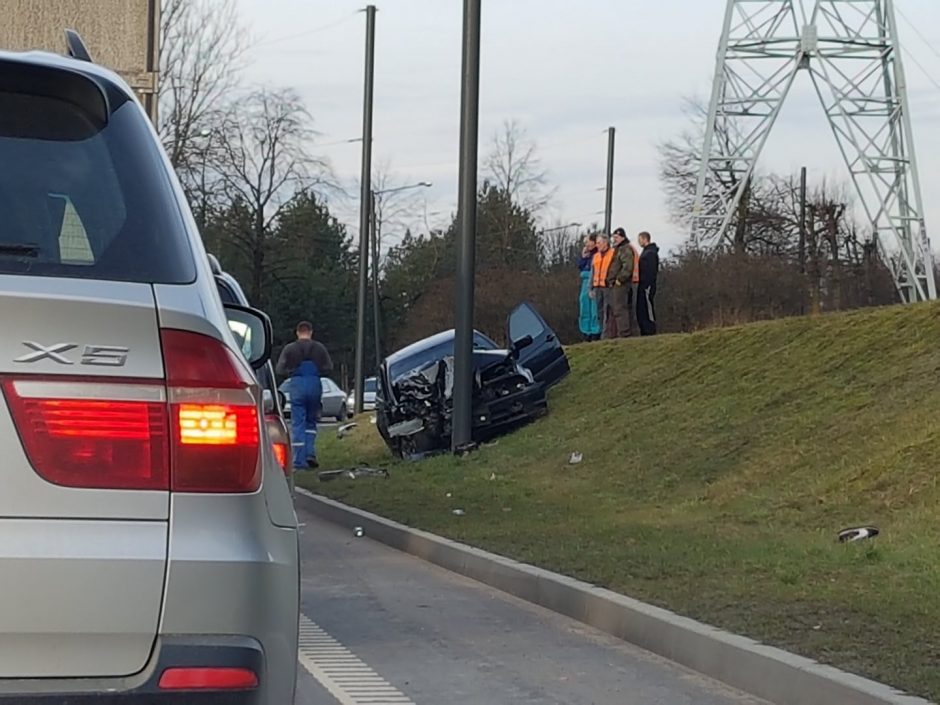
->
276, 321, 334, 470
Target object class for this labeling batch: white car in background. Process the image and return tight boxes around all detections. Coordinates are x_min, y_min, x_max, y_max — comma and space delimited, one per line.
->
280, 377, 349, 421
346, 376, 378, 415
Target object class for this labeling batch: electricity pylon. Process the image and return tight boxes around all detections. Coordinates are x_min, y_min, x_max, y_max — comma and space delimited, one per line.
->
692, 0, 936, 303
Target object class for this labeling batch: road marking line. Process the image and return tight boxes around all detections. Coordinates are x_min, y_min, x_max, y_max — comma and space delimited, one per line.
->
298, 614, 416, 705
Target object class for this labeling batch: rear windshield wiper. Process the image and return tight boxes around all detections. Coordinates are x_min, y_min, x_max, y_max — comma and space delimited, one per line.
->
0, 243, 41, 257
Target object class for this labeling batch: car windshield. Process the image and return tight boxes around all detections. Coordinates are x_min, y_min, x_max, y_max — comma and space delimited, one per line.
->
0, 77, 195, 283
388, 333, 498, 382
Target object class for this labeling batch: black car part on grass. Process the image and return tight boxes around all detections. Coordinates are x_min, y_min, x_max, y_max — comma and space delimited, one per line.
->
376, 303, 569, 459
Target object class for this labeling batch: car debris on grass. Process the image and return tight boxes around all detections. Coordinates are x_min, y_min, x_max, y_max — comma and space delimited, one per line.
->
317, 467, 389, 482
336, 422, 358, 439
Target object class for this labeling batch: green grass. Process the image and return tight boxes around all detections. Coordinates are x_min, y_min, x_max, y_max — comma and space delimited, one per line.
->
298, 302, 940, 701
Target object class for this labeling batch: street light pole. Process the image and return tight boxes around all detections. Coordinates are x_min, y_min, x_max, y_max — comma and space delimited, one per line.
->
452, 0, 482, 453
354, 5, 377, 416
371, 191, 382, 370
604, 126, 616, 235
368, 181, 433, 372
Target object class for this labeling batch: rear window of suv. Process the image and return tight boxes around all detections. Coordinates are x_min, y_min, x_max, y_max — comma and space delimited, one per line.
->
0, 66, 195, 283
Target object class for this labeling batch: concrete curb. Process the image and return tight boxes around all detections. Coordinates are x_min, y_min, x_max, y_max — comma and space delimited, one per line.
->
296, 489, 931, 705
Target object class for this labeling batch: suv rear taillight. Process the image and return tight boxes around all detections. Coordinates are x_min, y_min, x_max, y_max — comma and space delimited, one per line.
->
1, 380, 169, 490
161, 329, 261, 493
1, 329, 263, 494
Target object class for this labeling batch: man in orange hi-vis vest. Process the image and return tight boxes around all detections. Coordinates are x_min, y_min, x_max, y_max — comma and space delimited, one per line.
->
589, 233, 615, 339
607, 227, 637, 337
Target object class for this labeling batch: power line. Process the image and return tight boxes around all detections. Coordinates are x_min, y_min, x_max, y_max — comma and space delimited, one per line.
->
250, 12, 357, 50
537, 131, 606, 153
896, 4, 940, 63
902, 47, 940, 93
894, 4, 940, 91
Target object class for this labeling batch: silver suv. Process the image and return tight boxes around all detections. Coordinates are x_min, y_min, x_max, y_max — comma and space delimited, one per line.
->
0, 46, 299, 703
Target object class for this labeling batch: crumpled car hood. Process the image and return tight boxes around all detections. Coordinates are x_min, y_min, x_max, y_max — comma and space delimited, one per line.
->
390, 349, 513, 388
385, 349, 529, 439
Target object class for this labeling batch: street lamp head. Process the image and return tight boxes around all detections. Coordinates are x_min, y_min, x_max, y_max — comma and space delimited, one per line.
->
374, 182, 434, 197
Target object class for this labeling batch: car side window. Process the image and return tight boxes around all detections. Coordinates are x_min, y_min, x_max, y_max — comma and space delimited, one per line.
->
509, 305, 545, 343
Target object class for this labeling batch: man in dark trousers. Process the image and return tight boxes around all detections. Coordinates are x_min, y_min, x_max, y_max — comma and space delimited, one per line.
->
636, 231, 660, 336
276, 321, 334, 469
606, 227, 636, 337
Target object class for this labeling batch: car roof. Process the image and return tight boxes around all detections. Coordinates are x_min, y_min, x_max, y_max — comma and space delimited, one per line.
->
0, 49, 136, 100
386, 330, 455, 368
385, 329, 498, 368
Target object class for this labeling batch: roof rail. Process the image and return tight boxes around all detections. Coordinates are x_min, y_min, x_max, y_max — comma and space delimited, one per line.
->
207, 253, 223, 275
65, 29, 93, 63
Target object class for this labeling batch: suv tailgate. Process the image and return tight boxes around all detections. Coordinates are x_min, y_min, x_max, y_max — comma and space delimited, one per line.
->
0, 57, 197, 678
0, 279, 168, 678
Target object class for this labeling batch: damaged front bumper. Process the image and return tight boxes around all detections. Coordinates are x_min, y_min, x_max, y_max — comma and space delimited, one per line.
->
380, 356, 547, 457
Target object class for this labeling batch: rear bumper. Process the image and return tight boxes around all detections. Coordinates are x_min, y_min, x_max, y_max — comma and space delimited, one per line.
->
0, 636, 266, 703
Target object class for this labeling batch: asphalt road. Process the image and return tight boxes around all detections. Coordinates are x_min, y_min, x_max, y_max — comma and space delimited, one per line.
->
293, 504, 771, 705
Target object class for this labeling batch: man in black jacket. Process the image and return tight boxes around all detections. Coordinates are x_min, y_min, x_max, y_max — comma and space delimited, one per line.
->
636, 232, 660, 336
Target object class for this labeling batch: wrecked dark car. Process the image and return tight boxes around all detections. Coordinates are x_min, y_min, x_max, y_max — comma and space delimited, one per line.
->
376, 302, 569, 458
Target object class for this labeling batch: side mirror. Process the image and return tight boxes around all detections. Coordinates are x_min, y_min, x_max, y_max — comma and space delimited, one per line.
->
223, 303, 272, 370
262, 389, 275, 415
511, 335, 534, 356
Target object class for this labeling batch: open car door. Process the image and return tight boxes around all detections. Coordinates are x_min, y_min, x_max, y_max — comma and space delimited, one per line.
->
507, 302, 570, 388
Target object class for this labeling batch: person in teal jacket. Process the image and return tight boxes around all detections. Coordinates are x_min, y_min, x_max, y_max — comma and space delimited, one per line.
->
576, 234, 602, 341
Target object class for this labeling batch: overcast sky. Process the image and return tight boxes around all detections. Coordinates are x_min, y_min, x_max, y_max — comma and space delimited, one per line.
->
238, 0, 940, 255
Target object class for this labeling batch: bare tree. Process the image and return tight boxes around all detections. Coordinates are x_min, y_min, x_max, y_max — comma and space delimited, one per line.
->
541, 222, 582, 272
159, 0, 247, 180
370, 160, 428, 265
483, 119, 554, 213
658, 98, 779, 253
213, 89, 331, 302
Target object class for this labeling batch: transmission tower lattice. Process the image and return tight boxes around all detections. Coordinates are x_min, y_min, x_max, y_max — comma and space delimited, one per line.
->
692, 0, 936, 302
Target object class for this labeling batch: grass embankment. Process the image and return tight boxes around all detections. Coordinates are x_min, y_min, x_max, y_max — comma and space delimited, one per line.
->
298, 303, 940, 701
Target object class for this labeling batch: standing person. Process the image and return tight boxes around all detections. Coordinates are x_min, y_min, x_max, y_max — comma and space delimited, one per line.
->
276, 321, 334, 470
577, 234, 602, 341
606, 228, 636, 337
590, 233, 616, 339
628, 230, 642, 330
637, 231, 660, 336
